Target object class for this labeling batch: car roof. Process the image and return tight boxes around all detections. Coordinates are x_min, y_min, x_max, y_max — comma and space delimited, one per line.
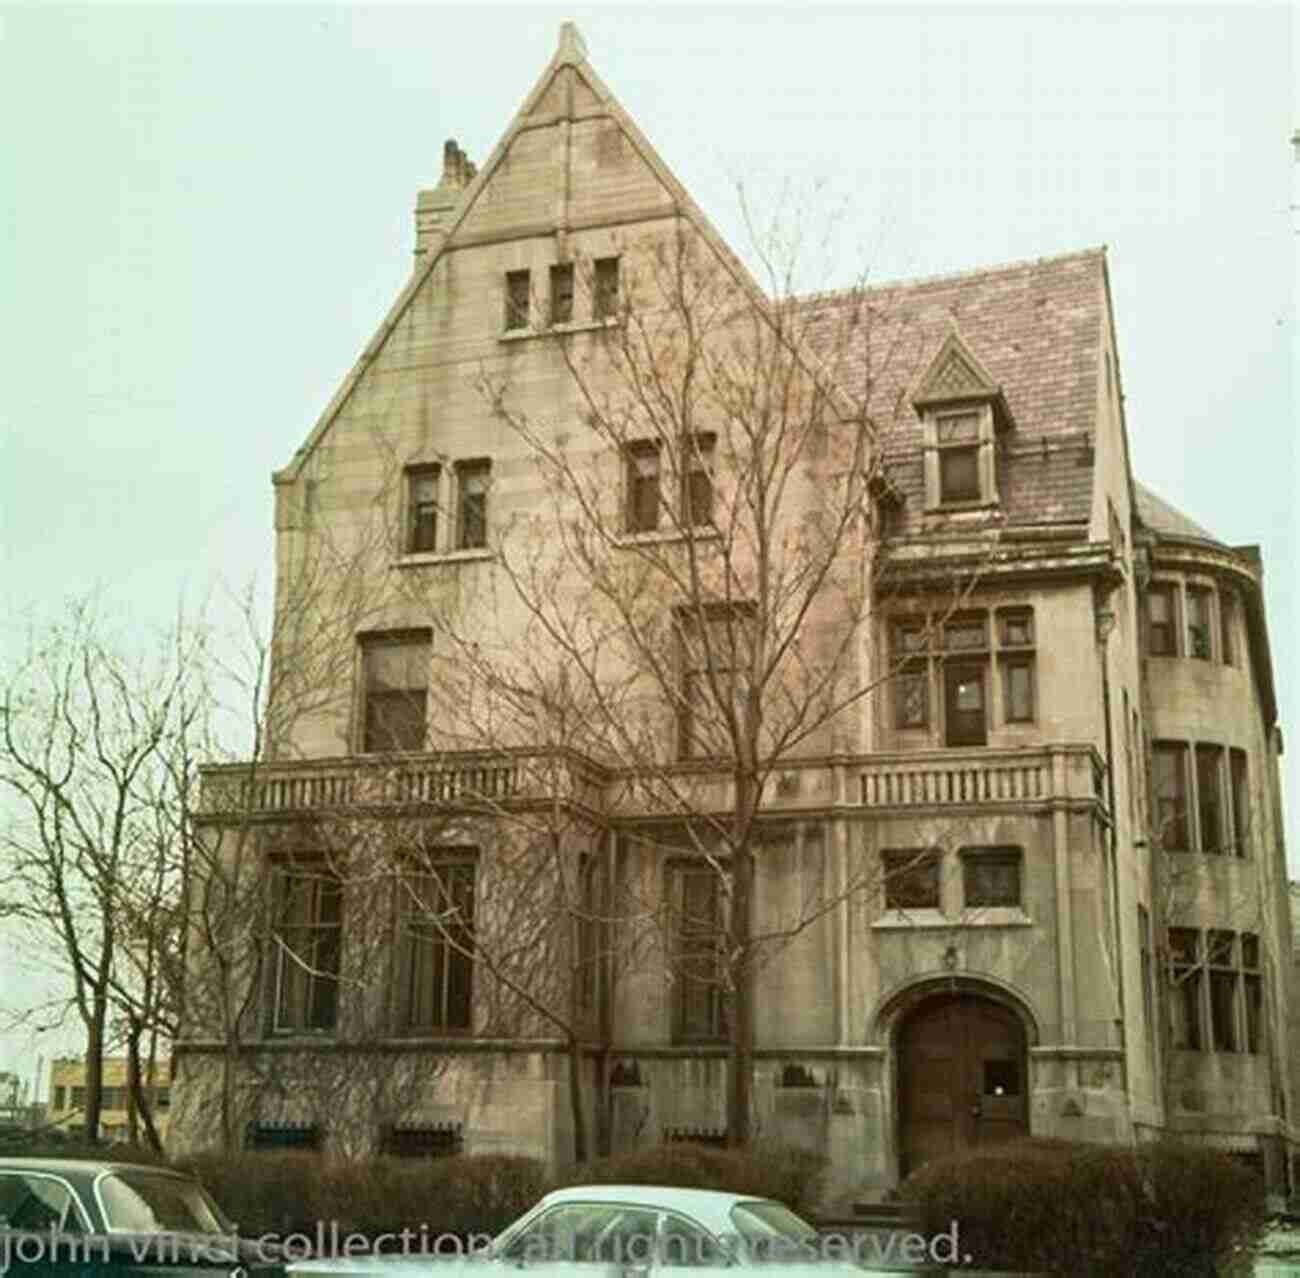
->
0, 1157, 193, 1179
540, 1185, 772, 1211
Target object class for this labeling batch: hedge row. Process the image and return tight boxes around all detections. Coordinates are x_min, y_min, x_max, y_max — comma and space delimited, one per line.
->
4, 1137, 823, 1245
901, 1138, 1266, 1277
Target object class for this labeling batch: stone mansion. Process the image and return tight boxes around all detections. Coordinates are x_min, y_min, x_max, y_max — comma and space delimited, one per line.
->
169, 24, 1297, 1204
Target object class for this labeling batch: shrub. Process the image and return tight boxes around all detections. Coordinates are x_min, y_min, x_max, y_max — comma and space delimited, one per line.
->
554, 1142, 827, 1217
901, 1138, 1265, 1277
174, 1150, 547, 1248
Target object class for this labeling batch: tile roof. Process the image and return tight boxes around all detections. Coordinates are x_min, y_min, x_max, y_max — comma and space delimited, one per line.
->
797, 248, 1105, 531
1132, 481, 1223, 546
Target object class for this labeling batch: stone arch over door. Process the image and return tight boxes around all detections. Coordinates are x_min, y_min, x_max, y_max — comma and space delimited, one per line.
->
883, 979, 1034, 1179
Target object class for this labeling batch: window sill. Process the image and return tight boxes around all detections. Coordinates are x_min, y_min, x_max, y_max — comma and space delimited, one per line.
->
958, 907, 1033, 927
393, 548, 493, 568
617, 526, 720, 548
499, 318, 620, 343
873, 909, 949, 929
924, 499, 1000, 515
873, 908, 1032, 929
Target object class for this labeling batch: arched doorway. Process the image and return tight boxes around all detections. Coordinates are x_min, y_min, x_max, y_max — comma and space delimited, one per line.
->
897, 993, 1029, 1177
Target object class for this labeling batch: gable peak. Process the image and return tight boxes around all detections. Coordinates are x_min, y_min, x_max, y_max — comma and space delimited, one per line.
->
556, 21, 588, 66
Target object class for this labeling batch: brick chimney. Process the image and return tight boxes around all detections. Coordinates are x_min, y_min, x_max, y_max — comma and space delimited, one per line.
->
414, 139, 476, 264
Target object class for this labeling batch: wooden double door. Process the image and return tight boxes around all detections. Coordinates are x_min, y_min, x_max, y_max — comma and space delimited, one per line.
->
898, 994, 1028, 1176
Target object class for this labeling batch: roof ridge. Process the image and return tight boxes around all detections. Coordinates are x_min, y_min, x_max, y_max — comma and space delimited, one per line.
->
794, 245, 1107, 309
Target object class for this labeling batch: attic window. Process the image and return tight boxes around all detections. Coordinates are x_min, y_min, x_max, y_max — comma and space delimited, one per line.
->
929, 409, 994, 508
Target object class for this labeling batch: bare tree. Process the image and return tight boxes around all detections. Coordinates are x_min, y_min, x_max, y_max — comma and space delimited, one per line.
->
0, 602, 202, 1142
457, 217, 972, 1146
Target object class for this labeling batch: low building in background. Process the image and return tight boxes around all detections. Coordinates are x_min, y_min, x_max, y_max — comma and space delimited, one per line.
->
47, 1056, 171, 1144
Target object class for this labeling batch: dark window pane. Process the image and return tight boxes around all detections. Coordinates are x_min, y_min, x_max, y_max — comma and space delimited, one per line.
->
273, 868, 343, 1032
1230, 751, 1250, 856
1153, 743, 1189, 850
1219, 593, 1236, 665
963, 849, 1021, 908
396, 860, 476, 1032
1244, 974, 1263, 1053
626, 444, 660, 532
458, 464, 490, 549
1147, 585, 1176, 656
672, 863, 728, 1041
407, 468, 439, 553
896, 665, 928, 728
1002, 659, 1035, 722
998, 610, 1034, 648
1187, 587, 1212, 659
983, 1060, 1020, 1096
1196, 745, 1224, 853
683, 434, 715, 525
550, 263, 574, 325
504, 270, 530, 329
939, 446, 980, 502
1209, 969, 1237, 1052
944, 661, 986, 746
593, 257, 619, 320
883, 850, 940, 910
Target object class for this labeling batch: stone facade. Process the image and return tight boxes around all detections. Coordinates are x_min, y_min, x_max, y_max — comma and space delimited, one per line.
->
169, 23, 1297, 1204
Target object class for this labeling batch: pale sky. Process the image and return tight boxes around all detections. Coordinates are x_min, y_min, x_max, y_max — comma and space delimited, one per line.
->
1, 3, 1296, 1092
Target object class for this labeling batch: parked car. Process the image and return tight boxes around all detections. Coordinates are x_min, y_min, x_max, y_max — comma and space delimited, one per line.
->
290, 1185, 946, 1275
0, 1157, 285, 1278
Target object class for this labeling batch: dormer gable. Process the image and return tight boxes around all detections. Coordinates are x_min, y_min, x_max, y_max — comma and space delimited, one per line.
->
910, 330, 1011, 513
910, 331, 1011, 428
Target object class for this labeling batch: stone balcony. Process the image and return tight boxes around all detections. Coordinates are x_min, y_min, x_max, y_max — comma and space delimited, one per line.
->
200, 742, 1107, 823
857, 743, 1105, 812
197, 748, 610, 820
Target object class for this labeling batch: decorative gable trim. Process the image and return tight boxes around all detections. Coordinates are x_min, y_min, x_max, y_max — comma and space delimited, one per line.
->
910, 330, 1011, 429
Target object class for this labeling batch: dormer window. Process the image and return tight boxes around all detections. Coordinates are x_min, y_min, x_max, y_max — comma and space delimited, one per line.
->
936, 412, 981, 503
910, 333, 1009, 512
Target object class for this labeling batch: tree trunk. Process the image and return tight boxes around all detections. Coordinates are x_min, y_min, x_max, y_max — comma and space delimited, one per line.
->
567, 1033, 589, 1164
126, 1030, 140, 1143
84, 1005, 106, 1143
127, 1026, 164, 1153
727, 809, 755, 1147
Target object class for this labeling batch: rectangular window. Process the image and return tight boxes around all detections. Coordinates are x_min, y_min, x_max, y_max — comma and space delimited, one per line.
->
682, 432, 715, 526
998, 609, 1034, 649
406, 465, 440, 554
1195, 745, 1225, 853
71, 1087, 85, 1109
625, 442, 660, 533
892, 622, 929, 729
1230, 750, 1249, 857
1242, 934, 1263, 1054
1001, 659, 1035, 723
944, 660, 986, 746
670, 861, 728, 1042
154, 1088, 170, 1110
550, 263, 574, 326
677, 604, 753, 760
361, 632, 430, 753
379, 1123, 463, 1158
882, 849, 941, 911
1147, 584, 1176, 656
1152, 742, 1189, 851
1207, 930, 1237, 1052
457, 460, 490, 550
504, 270, 530, 330
272, 864, 343, 1033
1187, 586, 1212, 660
53, 1086, 67, 1111
935, 412, 981, 505
961, 847, 1021, 909
593, 257, 620, 320
939, 447, 980, 503
1219, 591, 1236, 666
1168, 927, 1202, 1051
394, 857, 476, 1032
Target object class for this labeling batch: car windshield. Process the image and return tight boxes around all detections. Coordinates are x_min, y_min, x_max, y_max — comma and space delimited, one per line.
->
730, 1200, 819, 1253
98, 1171, 230, 1236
